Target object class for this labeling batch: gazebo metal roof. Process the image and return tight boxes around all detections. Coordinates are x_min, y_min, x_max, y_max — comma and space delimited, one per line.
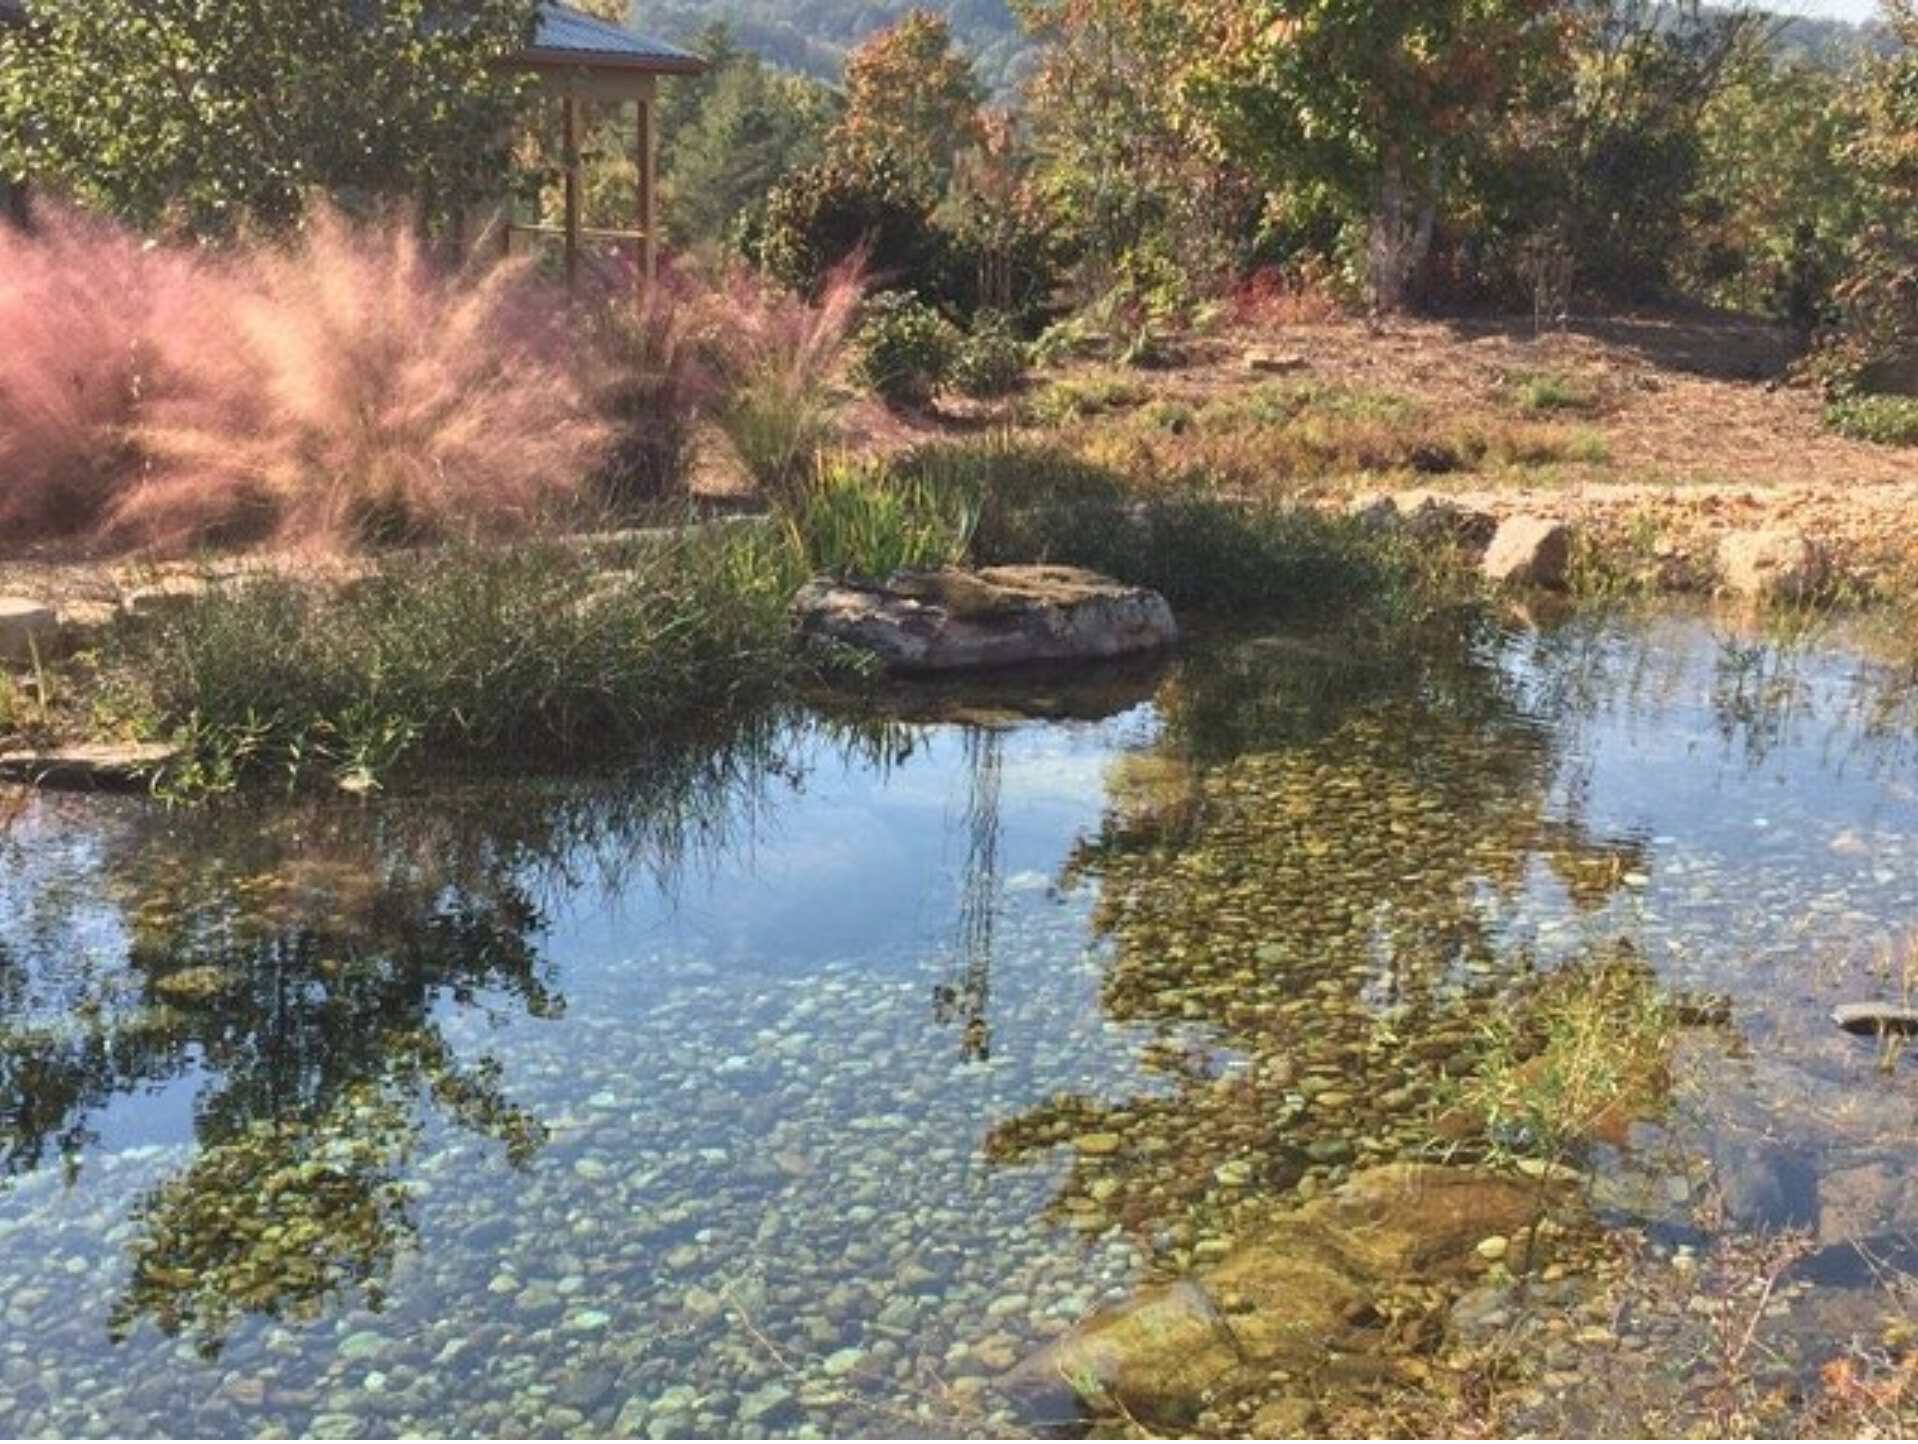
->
526, 2, 706, 74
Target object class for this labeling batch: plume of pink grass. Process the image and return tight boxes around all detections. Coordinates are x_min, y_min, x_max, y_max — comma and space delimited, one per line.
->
111, 206, 608, 553
0, 207, 217, 549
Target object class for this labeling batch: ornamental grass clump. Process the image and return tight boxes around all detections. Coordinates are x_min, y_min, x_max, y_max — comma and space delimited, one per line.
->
581, 264, 724, 512
705, 261, 864, 504
0, 206, 224, 546
0, 203, 607, 557
783, 453, 981, 578
116, 207, 608, 553
127, 529, 807, 794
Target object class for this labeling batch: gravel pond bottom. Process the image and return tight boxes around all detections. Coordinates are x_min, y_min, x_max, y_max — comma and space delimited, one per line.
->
6, 606, 1918, 1437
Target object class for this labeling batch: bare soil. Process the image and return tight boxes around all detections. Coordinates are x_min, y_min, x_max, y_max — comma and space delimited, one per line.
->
5, 308, 1914, 609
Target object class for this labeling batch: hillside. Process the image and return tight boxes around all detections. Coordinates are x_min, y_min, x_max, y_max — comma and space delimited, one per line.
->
634, 0, 1031, 92
628, 2, 1883, 94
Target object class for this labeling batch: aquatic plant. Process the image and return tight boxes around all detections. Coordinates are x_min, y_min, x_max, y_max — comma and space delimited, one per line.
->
782, 453, 981, 578
120, 528, 806, 794
1454, 955, 1679, 1174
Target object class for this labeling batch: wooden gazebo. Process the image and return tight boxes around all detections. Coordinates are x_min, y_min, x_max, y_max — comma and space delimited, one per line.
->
493, 2, 708, 293
0, 0, 706, 287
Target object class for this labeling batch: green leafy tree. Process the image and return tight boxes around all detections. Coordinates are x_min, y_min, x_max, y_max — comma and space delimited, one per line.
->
0, 0, 537, 238
660, 26, 838, 249
1184, 0, 1557, 311
1685, 52, 1867, 331
1829, 0, 1918, 387
1016, 0, 1249, 303
758, 148, 973, 309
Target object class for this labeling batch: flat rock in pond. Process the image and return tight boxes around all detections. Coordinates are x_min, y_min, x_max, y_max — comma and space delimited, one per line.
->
0, 742, 180, 789
791, 565, 1177, 674
1833, 1002, 1918, 1037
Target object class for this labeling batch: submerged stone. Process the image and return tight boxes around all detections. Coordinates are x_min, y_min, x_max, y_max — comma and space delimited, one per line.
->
0, 742, 181, 790
1833, 1002, 1918, 1037
1012, 1164, 1567, 1430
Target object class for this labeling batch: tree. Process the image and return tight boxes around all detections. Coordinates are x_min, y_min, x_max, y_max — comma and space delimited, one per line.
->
1828, 0, 1918, 386
1016, 0, 1249, 302
659, 25, 838, 250
1685, 51, 1867, 331
832, 10, 986, 198
1184, 0, 1557, 310
0, 0, 538, 238
1544, 1, 1776, 300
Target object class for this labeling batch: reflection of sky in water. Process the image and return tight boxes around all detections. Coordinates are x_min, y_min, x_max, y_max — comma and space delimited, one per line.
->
5, 615, 1918, 1435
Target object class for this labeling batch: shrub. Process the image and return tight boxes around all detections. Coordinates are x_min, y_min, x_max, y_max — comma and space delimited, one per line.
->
951, 312, 1029, 399
851, 290, 961, 408
1225, 263, 1348, 328
115, 207, 607, 553
757, 151, 973, 312
706, 262, 864, 503
1826, 392, 1918, 447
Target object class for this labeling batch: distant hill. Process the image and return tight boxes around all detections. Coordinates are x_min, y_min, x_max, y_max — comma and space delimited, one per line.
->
628, 2, 1884, 97
631, 0, 1032, 94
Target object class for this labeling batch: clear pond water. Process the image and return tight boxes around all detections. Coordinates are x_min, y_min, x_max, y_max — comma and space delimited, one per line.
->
5, 609, 1918, 1437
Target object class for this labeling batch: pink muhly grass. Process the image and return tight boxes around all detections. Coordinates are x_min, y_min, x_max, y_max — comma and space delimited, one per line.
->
0, 207, 215, 549
701, 259, 866, 502
579, 261, 727, 510
112, 206, 609, 554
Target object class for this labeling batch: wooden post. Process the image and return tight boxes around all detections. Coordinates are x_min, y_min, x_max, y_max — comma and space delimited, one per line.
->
637, 95, 657, 295
562, 93, 581, 294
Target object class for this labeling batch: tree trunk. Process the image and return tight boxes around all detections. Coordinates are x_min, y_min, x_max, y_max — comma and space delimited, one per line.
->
1369, 147, 1443, 315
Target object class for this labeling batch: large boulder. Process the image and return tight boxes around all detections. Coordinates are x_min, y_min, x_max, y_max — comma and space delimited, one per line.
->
0, 597, 59, 665
791, 566, 1177, 674
1717, 528, 1829, 604
1482, 516, 1574, 590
